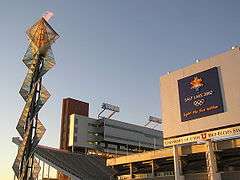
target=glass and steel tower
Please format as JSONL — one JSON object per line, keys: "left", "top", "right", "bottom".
{"left": 13, "top": 13, "right": 59, "bottom": 180}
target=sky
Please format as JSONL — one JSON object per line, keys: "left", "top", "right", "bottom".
{"left": 1, "top": 0, "right": 240, "bottom": 179}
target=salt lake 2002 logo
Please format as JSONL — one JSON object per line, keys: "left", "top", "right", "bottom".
{"left": 190, "top": 76, "right": 204, "bottom": 91}
{"left": 190, "top": 76, "right": 205, "bottom": 106}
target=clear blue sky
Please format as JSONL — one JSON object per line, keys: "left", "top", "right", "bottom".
{"left": 1, "top": 0, "right": 240, "bottom": 179}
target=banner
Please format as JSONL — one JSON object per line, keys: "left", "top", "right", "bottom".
{"left": 164, "top": 125, "right": 240, "bottom": 146}
{"left": 178, "top": 67, "right": 224, "bottom": 121}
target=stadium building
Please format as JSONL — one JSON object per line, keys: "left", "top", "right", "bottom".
{"left": 57, "top": 98, "right": 163, "bottom": 180}
{"left": 13, "top": 47, "right": 240, "bottom": 180}
{"left": 60, "top": 98, "right": 163, "bottom": 157}
{"left": 107, "top": 47, "right": 240, "bottom": 180}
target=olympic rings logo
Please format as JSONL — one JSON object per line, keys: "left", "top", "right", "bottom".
{"left": 193, "top": 99, "right": 205, "bottom": 106}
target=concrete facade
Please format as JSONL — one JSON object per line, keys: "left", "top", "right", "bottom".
{"left": 69, "top": 114, "right": 163, "bottom": 155}
{"left": 107, "top": 139, "right": 240, "bottom": 179}
{"left": 160, "top": 48, "right": 240, "bottom": 138}
{"left": 104, "top": 118, "right": 162, "bottom": 149}
{"left": 60, "top": 98, "right": 89, "bottom": 150}
{"left": 106, "top": 48, "right": 240, "bottom": 180}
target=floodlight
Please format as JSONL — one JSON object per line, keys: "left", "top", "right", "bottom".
{"left": 102, "top": 103, "right": 120, "bottom": 112}
{"left": 98, "top": 103, "right": 120, "bottom": 119}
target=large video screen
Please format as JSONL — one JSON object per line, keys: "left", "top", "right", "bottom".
{"left": 178, "top": 67, "right": 224, "bottom": 121}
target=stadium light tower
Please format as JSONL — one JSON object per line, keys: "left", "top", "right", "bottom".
{"left": 98, "top": 103, "right": 120, "bottom": 119}
{"left": 12, "top": 12, "right": 59, "bottom": 180}
{"left": 145, "top": 116, "right": 162, "bottom": 129}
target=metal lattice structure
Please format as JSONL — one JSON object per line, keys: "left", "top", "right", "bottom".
{"left": 13, "top": 14, "right": 59, "bottom": 180}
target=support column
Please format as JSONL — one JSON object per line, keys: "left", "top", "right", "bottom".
{"left": 173, "top": 145, "right": 185, "bottom": 180}
{"left": 205, "top": 140, "right": 221, "bottom": 180}
{"left": 47, "top": 165, "right": 50, "bottom": 178}
{"left": 37, "top": 159, "right": 40, "bottom": 180}
{"left": 151, "top": 160, "right": 155, "bottom": 178}
{"left": 42, "top": 161, "right": 45, "bottom": 179}
{"left": 129, "top": 163, "right": 133, "bottom": 179}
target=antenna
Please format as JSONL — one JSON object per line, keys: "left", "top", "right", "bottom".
{"left": 12, "top": 12, "right": 59, "bottom": 180}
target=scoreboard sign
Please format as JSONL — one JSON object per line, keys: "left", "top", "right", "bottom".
{"left": 178, "top": 67, "right": 224, "bottom": 121}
